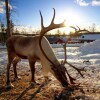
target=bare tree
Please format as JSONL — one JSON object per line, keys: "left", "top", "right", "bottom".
{"left": 91, "top": 23, "right": 96, "bottom": 32}
{"left": 10, "top": 20, "right": 14, "bottom": 33}
{"left": 5, "top": 0, "right": 11, "bottom": 37}
{"left": 1, "top": 23, "right": 5, "bottom": 32}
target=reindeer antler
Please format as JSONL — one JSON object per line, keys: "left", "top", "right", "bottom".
{"left": 70, "top": 25, "right": 89, "bottom": 34}
{"left": 61, "top": 41, "right": 77, "bottom": 84}
{"left": 39, "top": 8, "right": 69, "bottom": 86}
{"left": 66, "top": 62, "right": 86, "bottom": 78}
{"left": 61, "top": 25, "right": 88, "bottom": 84}
{"left": 64, "top": 67, "right": 76, "bottom": 84}
{"left": 39, "top": 8, "right": 65, "bottom": 39}
{"left": 62, "top": 26, "right": 87, "bottom": 79}
{"left": 61, "top": 45, "right": 85, "bottom": 84}
{"left": 39, "top": 8, "right": 66, "bottom": 66}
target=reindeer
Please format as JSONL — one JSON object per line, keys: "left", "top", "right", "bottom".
{"left": 6, "top": 8, "right": 85, "bottom": 89}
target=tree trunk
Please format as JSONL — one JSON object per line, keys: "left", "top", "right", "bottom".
{"left": 5, "top": 0, "right": 11, "bottom": 38}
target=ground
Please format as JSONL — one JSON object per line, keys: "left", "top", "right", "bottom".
{"left": 0, "top": 40, "right": 100, "bottom": 100}
{"left": 0, "top": 63, "right": 63, "bottom": 100}
{"left": 0, "top": 62, "right": 100, "bottom": 100}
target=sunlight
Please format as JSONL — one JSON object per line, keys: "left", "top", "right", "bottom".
{"left": 56, "top": 10, "right": 82, "bottom": 35}
{"left": 64, "top": 11, "right": 82, "bottom": 26}
{"left": 65, "top": 28, "right": 72, "bottom": 35}
{"left": 54, "top": 10, "right": 82, "bottom": 35}
{"left": 60, "top": 27, "right": 71, "bottom": 35}
{"left": 55, "top": 10, "right": 82, "bottom": 26}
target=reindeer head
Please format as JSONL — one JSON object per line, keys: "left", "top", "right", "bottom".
{"left": 51, "top": 64, "right": 70, "bottom": 87}
{"left": 39, "top": 8, "right": 69, "bottom": 87}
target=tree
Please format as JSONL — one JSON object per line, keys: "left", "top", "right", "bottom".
{"left": 91, "top": 23, "right": 96, "bottom": 32}
{"left": 5, "top": 0, "right": 11, "bottom": 37}
{"left": 1, "top": 23, "right": 5, "bottom": 32}
{"left": 89, "top": 23, "right": 96, "bottom": 32}
{"left": 10, "top": 20, "right": 14, "bottom": 34}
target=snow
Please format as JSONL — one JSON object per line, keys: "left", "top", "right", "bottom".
{"left": 0, "top": 39, "right": 100, "bottom": 99}
{"left": 78, "top": 39, "right": 100, "bottom": 65}
{"left": 79, "top": 39, "right": 100, "bottom": 55}
{"left": 51, "top": 43, "right": 83, "bottom": 48}
{"left": 0, "top": 43, "right": 6, "bottom": 49}
{"left": 0, "top": 40, "right": 100, "bottom": 79}
{"left": 0, "top": 39, "right": 100, "bottom": 67}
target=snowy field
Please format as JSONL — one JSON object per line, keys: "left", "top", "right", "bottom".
{"left": 0, "top": 39, "right": 100, "bottom": 99}
{"left": 0, "top": 39, "right": 100, "bottom": 80}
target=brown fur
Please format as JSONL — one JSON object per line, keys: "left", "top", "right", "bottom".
{"left": 6, "top": 35, "right": 68, "bottom": 89}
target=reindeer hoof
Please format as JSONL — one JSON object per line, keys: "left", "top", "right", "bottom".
{"left": 6, "top": 83, "right": 14, "bottom": 90}
{"left": 30, "top": 82, "right": 40, "bottom": 86}
{"left": 14, "top": 76, "right": 21, "bottom": 81}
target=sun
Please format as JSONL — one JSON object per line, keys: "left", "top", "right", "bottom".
{"left": 64, "top": 11, "right": 82, "bottom": 35}
{"left": 54, "top": 10, "right": 82, "bottom": 35}
{"left": 64, "top": 11, "right": 82, "bottom": 26}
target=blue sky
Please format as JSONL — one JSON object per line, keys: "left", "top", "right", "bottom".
{"left": 0, "top": 0, "right": 100, "bottom": 32}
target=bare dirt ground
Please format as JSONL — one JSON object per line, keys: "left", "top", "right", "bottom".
{"left": 0, "top": 63, "right": 100, "bottom": 100}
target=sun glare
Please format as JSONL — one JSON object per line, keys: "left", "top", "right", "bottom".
{"left": 64, "top": 11, "right": 82, "bottom": 35}
{"left": 54, "top": 10, "right": 82, "bottom": 35}
{"left": 60, "top": 27, "right": 71, "bottom": 35}
{"left": 64, "top": 11, "right": 81, "bottom": 26}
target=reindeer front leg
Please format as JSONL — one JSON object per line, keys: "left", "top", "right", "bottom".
{"left": 28, "top": 59, "right": 40, "bottom": 86}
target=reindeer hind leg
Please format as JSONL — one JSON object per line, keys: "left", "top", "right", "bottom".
{"left": 6, "top": 53, "right": 15, "bottom": 89}
{"left": 12, "top": 56, "right": 21, "bottom": 80}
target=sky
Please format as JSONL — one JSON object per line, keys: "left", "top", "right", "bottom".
{"left": 0, "top": 0, "right": 100, "bottom": 33}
